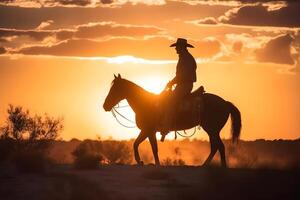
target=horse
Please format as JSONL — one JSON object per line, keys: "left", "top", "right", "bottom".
{"left": 103, "top": 74, "right": 241, "bottom": 168}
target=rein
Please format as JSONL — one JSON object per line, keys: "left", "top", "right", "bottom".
{"left": 111, "top": 103, "right": 136, "bottom": 128}
{"left": 111, "top": 102, "right": 200, "bottom": 138}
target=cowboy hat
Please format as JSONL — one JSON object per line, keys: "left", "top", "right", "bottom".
{"left": 170, "top": 38, "right": 194, "bottom": 48}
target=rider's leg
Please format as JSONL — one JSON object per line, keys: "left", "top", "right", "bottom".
{"left": 161, "top": 83, "right": 193, "bottom": 135}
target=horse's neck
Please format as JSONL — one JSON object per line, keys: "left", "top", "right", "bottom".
{"left": 124, "top": 81, "right": 156, "bottom": 115}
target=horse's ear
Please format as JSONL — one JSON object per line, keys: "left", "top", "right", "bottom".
{"left": 114, "top": 74, "right": 117, "bottom": 79}
{"left": 118, "top": 74, "right": 121, "bottom": 79}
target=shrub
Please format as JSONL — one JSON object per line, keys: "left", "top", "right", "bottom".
{"left": 72, "top": 140, "right": 103, "bottom": 169}
{"left": 0, "top": 105, "right": 63, "bottom": 172}
{"left": 162, "top": 157, "right": 186, "bottom": 166}
{"left": 102, "top": 140, "right": 132, "bottom": 164}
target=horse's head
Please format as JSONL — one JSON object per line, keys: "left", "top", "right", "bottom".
{"left": 103, "top": 74, "right": 126, "bottom": 111}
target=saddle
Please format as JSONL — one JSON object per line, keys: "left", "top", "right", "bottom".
{"left": 156, "top": 86, "right": 205, "bottom": 141}
{"left": 158, "top": 85, "right": 205, "bottom": 113}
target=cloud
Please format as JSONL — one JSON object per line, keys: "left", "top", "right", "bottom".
{"left": 256, "top": 34, "right": 295, "bottom": 65}
{"left": 0, "top": 0, "right": 166, "bottom": 7}
{"left": 195, "top": 37, "right": 221, "bottom": 58}
{"left": 15, "top": 36, "right": 222, "bottom": 59}
{"left": 290, "top": 60, "right": 300, "bottom": 74}
{"left": 0, "top": 46, "right": 6, "bottom": 54}
{"left": 57, "top": 0, "right": 92, "bottom": 7}
{"left": 36, "top": 20, "right": 54, "bottom": 30}
{"left": 0, "top": 28, "right": 54, "bottom": 41}
{"left": 0, "top": 0, "right": 291, "bottom": 8}
{"left": 0, "top": 1, "right": 229, "bottom": 30}
{"left": 0, "top": 22, "right": 166, "bottom": 50}
{"left": 192, "top": 17, "right": 218, "bottom": 25}
{"left": 225, "top": 33, "right": 271, "bottom": 49}
{"left": 16, "top": 37, "right": 173, "bottom": 59}
{"left": 219, "top": 3, "right": 300, "bottom": 28}
{"left": 73, "top": 22, "right": 165, "bottom": 39}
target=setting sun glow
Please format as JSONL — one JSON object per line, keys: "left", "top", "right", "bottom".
{"left": 137, "top": 76, "right": 168, "bottom": 94}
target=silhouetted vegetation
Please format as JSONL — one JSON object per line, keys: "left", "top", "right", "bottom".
{"left": 0, "top": 105, "right": 63, "bottom": 172}
{"left": 49, "top": 138, "right": 300, "bottom": 169}
{"left": 72, "top": 139, "right": 132, "bottom": 169}
{"left": 72, "top": 140, "right": 103, "bottom": 169}
{"left": 101, "top": 140, "right": 132, "bottom": 164}
{"left": 162, "top": 158, "right": 186, "bottom": 166}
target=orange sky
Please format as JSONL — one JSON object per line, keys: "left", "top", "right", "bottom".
{"left": 0, "top": 0, "right": 299, "bottom": 140}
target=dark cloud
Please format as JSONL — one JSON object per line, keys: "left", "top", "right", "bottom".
{"left": 100, "top": 0, "right": 113, "bottom": 4}
{"left": 256, "top": 34, "right": 295, "bottom": 65}
{"left": 0, "top": 22, "right": 165, "bottom": 50}
{"left": 0, "top": 29, "right": 54, "bottom": 41}
{"left": 16, "top": 37, "right": 173, "bottom": 59}
{"left": 15, "top": 37, "right": 222, "bottom": 59}
{"left": 0, "top": 46, "right": 6, "bottom": 54}
{"left": 0, "top": 38, "right": 8, "bottom": 43}
{"left": 58, "top": 0, "right": 92, "bottom": 7}
{"left": 0, "top": 0, "right": 108, "bottom": 7}
{"left": 219, "top": 3, "right": 300, "bottom": 28}
{"left": 0, "top": 0, "right": 162, "bottom": 7}
{"left": 74, "top": 22, "right": 164, "bottom": 38}
{"left": 0, "top": 0, "right": 292, "bottom": 8}
{"left": 0, "top": 1, "right": 228, "bottom": 30}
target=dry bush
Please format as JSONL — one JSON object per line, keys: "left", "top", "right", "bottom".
{"left": 102, "top": 140, "right": 132, "bottom": 164}
{"left": 72, "top": 140, "right": 103, "bottom": 169}
{"left": 72, "top": 140, "right": 132, "bottom": 169}
{"left": 162, "top": 157, "right": 186, "bottom": 166}
{"left": 0, "top": 105, "right": 63, "bottom": 172}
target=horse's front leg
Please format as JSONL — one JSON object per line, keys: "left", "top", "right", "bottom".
{"left": 148, "top": 132, "right": 160, "bottom": 166}
{"left": 133, "top": 130, "right": 148, "bottom": 165}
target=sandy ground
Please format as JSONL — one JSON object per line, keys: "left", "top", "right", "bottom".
{"left": 1, "top": 164, "right": 299, "bottom": 200}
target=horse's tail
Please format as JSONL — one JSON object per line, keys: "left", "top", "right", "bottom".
{"left": 227, "top": 101, "right": 241, "bottom": 143}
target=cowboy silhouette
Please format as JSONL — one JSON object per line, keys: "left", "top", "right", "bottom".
{"left": 161, "top": 38, "right": 197, "bottom": 135}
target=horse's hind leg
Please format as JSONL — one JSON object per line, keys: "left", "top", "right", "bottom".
{"left": 202, "top": 134, "right": 218, "bottom": 167}
{"left": 216, "top": 136, "right": 227, "bottom": 168}
{"left": 133, "top": 131, "right": 148, "bottom": 165}
{"left": 148, "top": 132, "right": 160, "bottom": 166}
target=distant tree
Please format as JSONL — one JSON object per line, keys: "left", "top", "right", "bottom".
{"left": 0, "top": 105, "right": 63, "bottom": 172}
{"left": 1, "top": 105, "right": 62, "bottom": 141}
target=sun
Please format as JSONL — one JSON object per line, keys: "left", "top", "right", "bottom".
{"left": 136, "top": 76, "right": 168, "bottom": 94}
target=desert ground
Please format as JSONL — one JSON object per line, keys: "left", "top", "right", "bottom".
{"left": 1, "top": 164, "right": 299, "bottom": 200}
